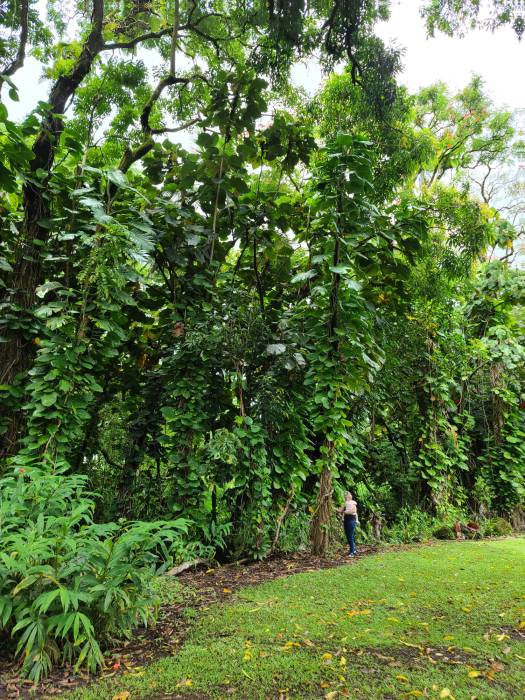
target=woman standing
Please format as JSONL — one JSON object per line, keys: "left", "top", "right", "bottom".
{"left": 339, "top": 491, "right": 358, "bottom": 557}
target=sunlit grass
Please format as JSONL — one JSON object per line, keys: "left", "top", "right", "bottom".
{"left": 69, "top": 538, "right": 525, "bottom": 700}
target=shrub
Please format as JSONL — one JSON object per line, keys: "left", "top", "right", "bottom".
{"left": 276, "top": 510, "right": 312, "bottom": 553}
{"left": 385, "top": 506, "right": 438, "bottom": 543}
{"left": 0, "top": 468, "right": 189, "bottom": 681}
{"left": 433, "top": 525, "right": 455, "bottom": 540}
{"left": 481, "top": 517, "right": 513, "bottom": 537}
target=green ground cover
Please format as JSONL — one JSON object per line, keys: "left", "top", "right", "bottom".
{"left": 70, "top": 539, "right": 525, "bottom": 700}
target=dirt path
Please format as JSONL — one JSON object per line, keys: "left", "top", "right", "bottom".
{"left": 0, "top": 546, "right": 383, "bottom": 699}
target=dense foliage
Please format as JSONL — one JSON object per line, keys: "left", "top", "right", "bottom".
{"left": 0, "top": 0, "right": 523, "bottom": 679}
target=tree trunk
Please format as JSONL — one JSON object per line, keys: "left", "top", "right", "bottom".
{"left": 490, "top": 362, "right": 505, "bottom": 443}
{"left": 311, "top": 464, "right": 333, "bottom": 555}
{"left": 0, "top": 0, "right": 105, "bottom": 458}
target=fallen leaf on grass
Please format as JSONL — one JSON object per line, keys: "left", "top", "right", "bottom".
{"left": 468, "top": 670, "right": 482, "bottom": 678}
{"left": 396, "top": 675, "right": 409, "bottom": 683}
{"left": 346, "top": 609, "right": 371, "bottom": 617}
{"left": 405, "top": 691, "right": 424, "bottom": 697}
{"left": 490, "top": 661, "right": 505, "bottom": 672}
{"left": 439, "top": 689, "right": 452, "bottom": 698}
{"left": 112, "top": 693, "right": 130, "bottom": 700}
{"left": 400, "top": 640, "right": 423, "bottom": 650}
{"left": 325, "top": 692, "right": 338, "bottom": 699}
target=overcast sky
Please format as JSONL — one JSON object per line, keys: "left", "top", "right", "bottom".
{"left": 291, "top": 0, "right": 525, "bottom": 110}
{"left": 6, "top": 0, "right": 525, "bottom": 121}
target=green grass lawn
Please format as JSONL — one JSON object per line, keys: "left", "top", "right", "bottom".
{"left": 70, "top": 539, "right": 525, "bottom": 700}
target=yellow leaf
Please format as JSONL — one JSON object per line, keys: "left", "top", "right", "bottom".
{"left": 396, "top": 675, "right": 409, "bottom": 683}
{"left": 223, "top": 587, "right": 232, "bottom": 593}
{"left": 517, "top": 620, "right": 525, "bottom": 630}
{"left": 320, "top": 681, "right": 331, "bottom": 688}
{"left": 400, "top": 641, "right": 423, "bottom": 650}
{"left": 468, "top": 670, "right": 482, "bottom": 678}
{"left": 325, "top": 692, "right": 338, "bottom": 700}
{"left": 347, "top": 609, "right": 371, "bottom": 617}
{"left": 339, "top": 656, "right": 347, "bottom": 666}
{"left": 112, "top": 694, "right": 130, "bottom": 700}
{"left": 440, "top": 689, "right": 451, "bottom": 698}
{"left": 442, "top": 635, "right": 454, "bottom": 641}
{"left": 462, "top": 607, "right": 471, "bottom": 613}
{"left": 243, "top": 651, "right": 253, "bottom": 661}
{"left": 321, "top": 653, "right": 333, "bottom": 660}
{"left": 406, "top": 691, "right": 424, "bottom": 697}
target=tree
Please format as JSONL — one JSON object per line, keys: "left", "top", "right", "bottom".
{"left": 423, "top": 0, "right": 525, "bottom": 39}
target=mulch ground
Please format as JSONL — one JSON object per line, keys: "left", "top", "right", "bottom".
{"left": 0, "top": 546, "right": 382, "bottom": 699}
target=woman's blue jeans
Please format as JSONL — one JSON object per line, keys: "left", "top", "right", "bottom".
{"left": 344, "top": 515, "right": 356, "bottom": 554}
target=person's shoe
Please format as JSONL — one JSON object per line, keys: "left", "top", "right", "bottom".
{"left": 347, "top": 552, "right": 355, "bottom": 557}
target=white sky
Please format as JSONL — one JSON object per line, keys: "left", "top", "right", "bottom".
{"left": 6, "top": 0, "right": 524, "bottom": 120}
{"left": 377, "top": 0, "right": 524, "bottom": 110}
{"left": 291, "top": 0, "right": 524, "bottom": 110}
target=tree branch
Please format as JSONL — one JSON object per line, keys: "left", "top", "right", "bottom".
{"left": 151, "top": 116, "right": 200, "bottom": 135}
{"left": 31, "top": 0, "right": 105, "bottom": 173}
{"left": 170, "top": 0, "right": 180, "bottom": 75}
{"left": 1, "top": 0, "right": 29, "bottom": 82}
{"left": 103, "top": 27, "right": 173, "bottom": 50}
